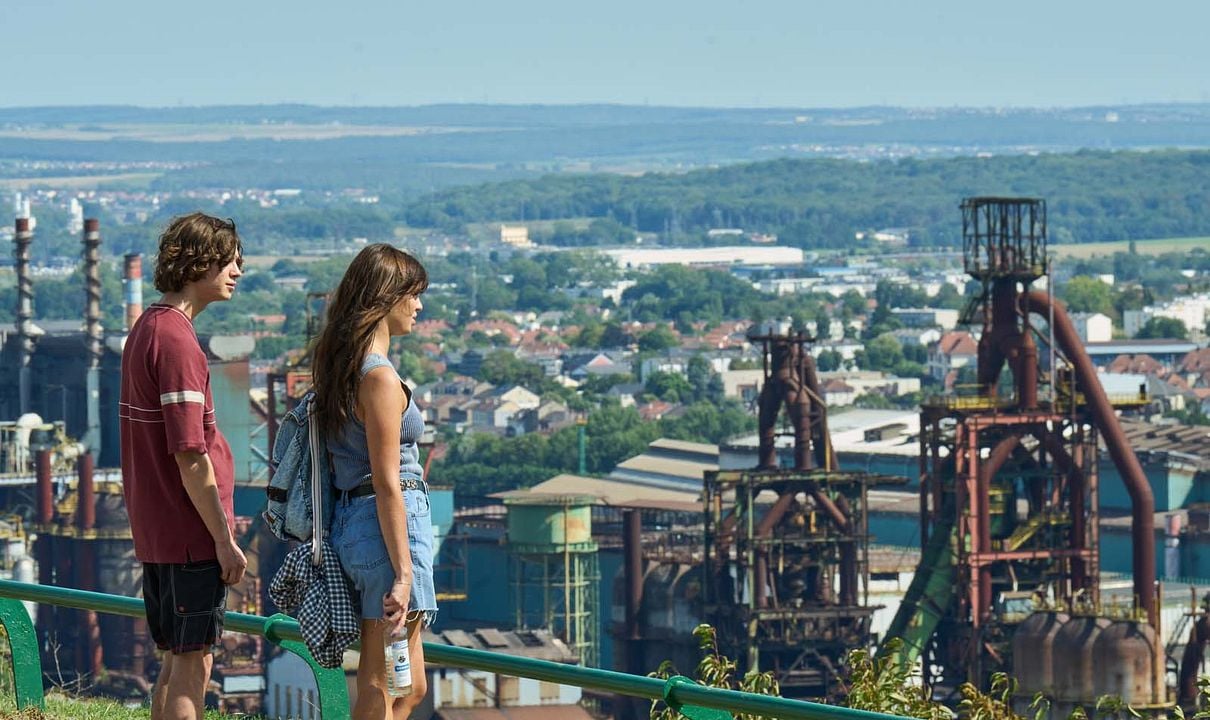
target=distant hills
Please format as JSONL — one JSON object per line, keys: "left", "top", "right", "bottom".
{"left": 4, "top": 105, "right": 1210, "bottom": 250}
{"left": 3, "top": 104, "right": 1210, "bottom": 196}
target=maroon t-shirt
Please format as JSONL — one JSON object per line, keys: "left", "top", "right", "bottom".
{"left": 119, "top": 304, "right": 236, "bottom": 563}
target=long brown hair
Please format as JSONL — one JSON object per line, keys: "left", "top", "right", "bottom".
{"left": 311, "top": 244, "right": 428, "bottom": 440}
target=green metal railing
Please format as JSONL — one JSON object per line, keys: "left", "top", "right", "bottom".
{"left": 0, "top": 579, "right": 907, "bottom": 720}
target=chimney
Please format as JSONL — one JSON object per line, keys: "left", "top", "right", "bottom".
{"left": 123, "top": 252, "right": 143, "bottom": 330}
{"left": 14, "top": 217, "right": 34, "bottom": 414}
{"left": 83, "top": 219, "right": 102, "bottom": 364}
{"left": 82, "top": 219, "right": 102, "bottom": 451}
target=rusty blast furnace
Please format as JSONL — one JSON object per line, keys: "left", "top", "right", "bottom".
{"left": 882, "top": 197, "right": 1167, "bottom": 715}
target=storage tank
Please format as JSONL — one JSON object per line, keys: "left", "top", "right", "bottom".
{"left": 505, "top": 496, "right": 594, "bottom": 547}
{"left": 1052, "top": 615, "right": 1110, "bottom": 703}
{"left": 1092, "top": 619, "right": 1158, "bottom": 706}
{"left": 1012, "top": 610, "right": 1069, "bottom": 695}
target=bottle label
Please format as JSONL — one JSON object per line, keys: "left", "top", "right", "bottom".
{"left": 389, "top": 639, "right": 412, "bottom": 687}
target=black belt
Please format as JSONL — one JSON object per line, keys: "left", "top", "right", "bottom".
{"left": 340, "top": 477, "right": 425, "bottom": 501}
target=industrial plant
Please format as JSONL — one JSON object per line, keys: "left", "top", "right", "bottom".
{"left": 1, "top": 198, "right": 1208, "bottom": 719}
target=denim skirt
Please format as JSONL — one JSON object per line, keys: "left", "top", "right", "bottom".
{"left": 329, "top": 484, "right": 438, "bottom": 627}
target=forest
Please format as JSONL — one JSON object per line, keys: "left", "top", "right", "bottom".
{"left": 402, "top": 150, "right": 1210, "bottom": 247}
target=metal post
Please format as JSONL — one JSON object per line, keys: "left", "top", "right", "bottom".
{"left": 262, "top": 614, "right": 350, "bottom": 718}
{"left": 577, "top": 420, "right": 587, "bottom": 475}
{"left": 0, "top": 597, "right": 44, "bottom": 709}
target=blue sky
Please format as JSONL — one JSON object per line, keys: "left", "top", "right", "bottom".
{"left": 3, "top": 0, "right": 1207, "bottom": 108}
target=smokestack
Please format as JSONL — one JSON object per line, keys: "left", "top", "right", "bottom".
{"left": 1165, "top": 513, "right": 1181, "bottom": 580}
{"left": 123, "top": 253, "right": 143, "bottom": 330}
{"left": 83, "top": 219, "right": 102, "bottom": 365}
{"left": 82, "top": 219, "right": 102, "bottom": 451}
{"left": 14, "top": 217, "right": 34, "bottom": 414}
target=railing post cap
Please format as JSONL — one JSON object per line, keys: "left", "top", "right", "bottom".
{"left": 263, "top": 612, "right": 293, "bottom": 644}
{"left": 662, "top": 675, "right": 695, "bottom": 709}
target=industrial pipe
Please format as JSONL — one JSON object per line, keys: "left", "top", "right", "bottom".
{"left": 622, "top": 509, "right": 643, "bottom": 675}
{"left": 1179, "top": 607, "right": 1210, "bottom": 705}
{"left": 77, "top": 452, "right": 95, "bottom": 531}
{"left": 75, "top": 452, "right": 101, "bottom": 676}
{"left": 756, "top": 342, "right": 795, "bottom": 469}
{"left": 1025, "top": 291, "right": 1156, "bottom": 626}
{"left": 34, "top": 449, "right": 54, "bottom": 651}
{"left": 977, "top": 433, "right": 1022, "bottom": 614}
{"left": 978, "top": 279, "right": 1039, "bottom": 409}
{"left": 123, "top": 252, "right": 143, "bottom": 330}
{"left": 36, "top": 449, "right": 53, "bottom": 525}
{"left": 14, "top": 218, "right": 34, "bottom": 414}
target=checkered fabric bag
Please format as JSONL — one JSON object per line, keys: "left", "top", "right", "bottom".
{"left": 269, "top": 540, "right": 359, "bottom": 669}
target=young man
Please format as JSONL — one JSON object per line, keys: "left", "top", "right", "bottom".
{"left": 120, "top": 213, "right": 247, "bottom": 720}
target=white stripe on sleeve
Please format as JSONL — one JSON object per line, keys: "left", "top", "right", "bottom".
{"left": 160, "top": 390, "right": 205, "bottom": 405}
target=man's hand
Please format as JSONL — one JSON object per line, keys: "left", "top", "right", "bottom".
{"left": 215, "top": 537, "right": 248, "bottom": 585}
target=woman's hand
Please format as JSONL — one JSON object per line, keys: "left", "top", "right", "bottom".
{"left": 383, "top": 576, "right": 412, "bottom": 637}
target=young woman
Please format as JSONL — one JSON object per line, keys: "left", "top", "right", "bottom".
{"left": 312, "top": 243, "right": 435, "bottom": 720}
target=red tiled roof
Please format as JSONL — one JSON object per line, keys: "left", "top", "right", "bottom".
{"left": 937, "top": 331, "right": 977, "bottom": 356}
{"left": 1106, "top": 353, "right": 1168, "bottom": 375}
{"left": 412, "top": 319, "right": 450, "bottom": 339}
{"left": 822, "top": 378, "right": 855, "bottom": 393}
{"left": 1179, "top": 348, "right": 1210, "bottom": 374}
{"left": 638, "top": 400, "right": 674, "bottom": 421}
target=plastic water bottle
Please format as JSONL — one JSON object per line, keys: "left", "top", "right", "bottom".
{"left": 384, "top": 628, "right": 413, "bottom": 697}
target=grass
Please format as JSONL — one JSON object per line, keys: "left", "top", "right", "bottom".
{"left": 0, "top": 693, "right": 244, "bottom": 719}
{"left": 1050, "top": 235, "right": 1210, "bottom": 258}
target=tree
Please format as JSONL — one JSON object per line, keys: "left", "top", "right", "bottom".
{"left": 239, "top": 272, "right": 277, "bottom": 293}
{"left": 1136, "top": 316, "right": 1188, "bottom": 339}
{"left": 854, "top": 393, "right": 895, "bottom": 409}
{"left": 660, "top": 400, "right": 756, "bottom": 444}
{"left": 855, "top": 334, "right": 904, "bottom": 373}
{"left": 638, "top": 325, "right": 679, "bottom": 352}
{"left": 686, "top": 355, "right": 723, "bottom": 405}
{"left": 648, "top": 625, "right": 779, "bottom": 720}
{"left": 478, "top": 350, "right": 548, "bottom": 389}
{"left": 840, "top": 290, "right": 867, "bottom": 319}
{"left": 816, "top": 349, "right": 844, "bottom": 372}
{"left": 1062, "top": 276, "right": 1115, "bottom": 316}
{"left": 645, "top": 371, "right": 693, "bottom": 403}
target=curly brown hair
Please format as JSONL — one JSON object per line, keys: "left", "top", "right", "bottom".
{"left": 153, "top": 213, "right": 243, "bottom": 293}
{"left": 311, "top": 244, "right": 428, "bottom": 441}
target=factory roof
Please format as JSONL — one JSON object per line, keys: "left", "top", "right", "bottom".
{"left": 602, "top": 437, "right": 720, "bottom": 492}
{"left": 1085, "top": 339, "right": 1198, "bottom": 356}
{"left": 721, "top": 408, "right": 921, "bottom": 459}
{"left": 424, "top": 627, "right": 579, "bottom": 664}
{"left": 501, "top": 474, "right": 700, "bottom": 511}
{"left": 1115, "top": 419, "right": 1210, "bottom": 470}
